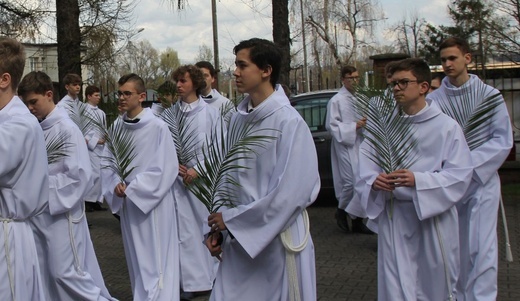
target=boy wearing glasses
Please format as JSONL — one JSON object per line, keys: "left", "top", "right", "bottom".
{"left": 325, "top": 65, "right": 372, "bottom": 234}
{"left": 102, "top": 73, "right": 180, "bottom": 300}
{"left": 0, "top": 37, "right": 48, "bottom": 301}
{"left": 427, "top": 37, "right": 513, "bottom": 301}
{"left": 18, "top": 71, "right": 114, "bottom": 300}
{"left": 358, "top": 58, "right": 473, "bottom": 300}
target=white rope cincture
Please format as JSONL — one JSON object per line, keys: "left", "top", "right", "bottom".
{"left": 1, "top": 219, "right": 16, "bottom": 301}
{"left": 67, "top": 203, "right": 86, "bottom": 275}
{"left": 434, "top": 216, "right": 454, "bottom": 301}
{"left": 280, "top": 209, "right": 310, "bottom": 301}
{"left": 153, "top": 209, "right": 163, "bottom": 289}
{"left": 499, "top": 194, "right": 513, "bottom": 262}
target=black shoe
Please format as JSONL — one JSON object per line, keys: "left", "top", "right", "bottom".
{"left": 335, "top": 208, "right": 349, "bottom": 232}
{"left": 85, "top": 202, "right": 95, "bottom": 212}
{"left": 180, "top": 291, "right": 195, "bottom": 301}
{"left": 352, "top": 218, "right": 374, "bottom": 235}
{"left": 93, "top": 203, "right": 108, "bottom": 211}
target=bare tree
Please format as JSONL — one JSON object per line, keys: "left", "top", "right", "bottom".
{"left": 307, "top": 0, "right": 384, "bottom": 69}
{"left": 0, "top": 1, "right": 44, "bottom": 39}
{"left": 391, "top": 11, "right": 427, "bottom": 57}
{"left": 487, "top": 0, "right": 520, "bottom": 60}
{"left": 118, "top": 39, "right": 161, "bottom": 88}
{"left": 195, "top": 44, "right": 214, "bottom": 63}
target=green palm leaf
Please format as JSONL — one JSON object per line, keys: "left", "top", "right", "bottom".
{"left": 160, "top": 104, "right": 199, "bottom": 166}
{"left": 355, "top": 87, "right": 419, "bottom": 174}
{"left": 64, "top": 101, "right": 107, "bottom": 141}
{"left": 355, "top": 87, "right": 419, "bottom": 219}
{"left": 187, "top": 115, "right": 278, "bottom": 213}
{"left": 45, "top": 131, "right": 71, "bottom": 165}
{"left": 220, "top": 101, "right": 236, "bottom": 126}
{"left": 102, "top": 119, "right": 138, "bottom": 183}
{"left": 437, "top": 81, "right": 503, "bottom": 150}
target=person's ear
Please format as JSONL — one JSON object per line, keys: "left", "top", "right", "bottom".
{"left": 45, "top": 90, "right": 53, "bottom": 100}
{"left": 138, "top": 91, "right": 146, "bottom": 103}
{"left": 419, "top": 81, "right": 430, "bottom": 95}
{"left": 0, "top": 73, "right": 11, "bottom": 89}
{"left": 464, "top": 52, "right": 472, "bottom": 65}
{"left": 261, "top": 65, "right": 273, "bottom": 79}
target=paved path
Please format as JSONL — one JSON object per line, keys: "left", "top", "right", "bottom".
{"left": 88, "top": 190, "right": 520, "bottom": 300}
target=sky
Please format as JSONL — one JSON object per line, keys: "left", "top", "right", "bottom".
{"left": 131, "top": 0, "right": 452, "bottom": 65}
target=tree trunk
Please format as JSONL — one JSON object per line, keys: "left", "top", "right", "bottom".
{"left": 272, "top": 0, "right": 290, "bottom": 87}
{"left": 56, "top": 0, "right": 82, "bottom": 99}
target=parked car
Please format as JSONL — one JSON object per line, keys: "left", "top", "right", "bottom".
{"left": 290, "top": 90, "right": 338, "bottom": 206}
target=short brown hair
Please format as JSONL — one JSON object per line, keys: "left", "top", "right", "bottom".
{"left": 62, "top": 73, "right": 82, "bottom": 86}
{"left": 85, "top": 85, "right": 100, "bottom": 97}
{"left": 172, "top": 65, "right": 206, "bottom": 96}
{"left": 17, "top": 71, "right": 54, "bottom": 100}
{"left": 439, "top": 37, "right": 471, "bottom": 55}
{"left": 118, "top": 73, "right": 146, "bottom": 93}
{"left": 0, "top": 37, "right": 26, "bottom": 90}
{"left": 391, "top": 58, "right": 432, "bottom": 87}
{"left": 340, "top": 65, "right": 357, "bottom": 78}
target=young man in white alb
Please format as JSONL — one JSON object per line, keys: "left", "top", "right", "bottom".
{"left": 84, "top": 85, "right": 108, "bottom": 212}
{"left": 195, "top": 60, "right": 235, "bottom": 120}
{"left": 170, "top": 64, "right": 222, "bottom": 301}
{"left": 428, "top": 37, "right": 513, "bottom": 301}
{"left": 325, "top": 65, "right": 372, "bottom": 234}
{"left": 205, "top": 38, "right": 320, "bottom": 301}
{"left": 0, "top": 36, "right": 49, "bottom": 301}
{"left": 102, "top": 73, "right": 180, "bottom": 301}
{"left": 359, "top": 58, "right": 473, "bottom": 300}
{"left": 19, "top": 71, "right": 114, "bottom": 301}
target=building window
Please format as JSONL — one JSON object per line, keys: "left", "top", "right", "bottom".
{"left": 30, "top": 57, "right": 43, "bottom": 71}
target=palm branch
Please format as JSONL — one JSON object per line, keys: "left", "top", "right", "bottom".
{"left": 220, "top": 101, "right": 236, "bottom": 126}
{"left": 355, "top": 87, "right": 419, "bottom": 218}
{"left": 64, "top": 101, "right": 105, "bottom": 138}
{"left": 187, "top": 114, "right": 278, "bottom": 213}
{"left": 437, "top": 81, "right": 503, "bottom": 150}
{"left": 102, "top": 119, "right": 138, "bottom": 183}
{"left": 160, "top": 103, "right": 199, "bottom": 166}
{"left": 45, "top": 131, "right": 71, "bottom": 164}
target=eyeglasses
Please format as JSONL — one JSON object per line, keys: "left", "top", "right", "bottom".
{"left": 117, "top": 90, "right": 140, "bottom": 97}
{"left": 388, "top": 79, "right": 418, "bottom": 90}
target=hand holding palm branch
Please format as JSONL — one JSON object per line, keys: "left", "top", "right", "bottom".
{"left": 102, "top": 119, "right": 138, "bottom": 185}
{"left": 187, "top": 115, "right": 277, "bottom": 214}
{"left": 355, "top": 87, "right": 419, "bottom": 218}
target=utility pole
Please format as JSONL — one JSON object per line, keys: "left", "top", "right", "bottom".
{"left": 211, "top": 0, "right": 220, "bottom": 90}
{"left": 300, "top": 0, "right": 309, "bottom": 92}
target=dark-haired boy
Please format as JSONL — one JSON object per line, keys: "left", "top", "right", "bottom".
{"left": 205, "top": 38, "right": 320, "bottom": 300}
{"left": 0, "top": 37, "right": 48, "bottom": 301}
{"left": 18, "top": 71, "right": 114, "bottom": 300}
{"left": 195, "top": 61, "right": 234, "bottom": 119}
{"left": 427, "top": 37, "right": 513, "bottom": 301}
{"left": 358, "top": 58, "right": 473, "bottom": 300}
{"left": 325, "top": 65, "right": 372, "bottom": 234}
{"left": 84, "top": 85, "right": 107, "bottom": 211}
{"left": 102, "top": 73, "right": 180, "bottom": 300}
{"left": 58, "top": 73, "right": 82, "bottom": 107}
{"left": 152, "top": 80, "right": 177, "bottom": 116}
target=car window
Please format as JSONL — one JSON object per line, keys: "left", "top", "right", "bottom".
{"left": 293, "top": 96, "right": 331, "bottom": 132}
